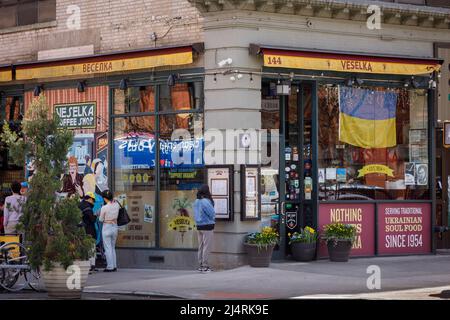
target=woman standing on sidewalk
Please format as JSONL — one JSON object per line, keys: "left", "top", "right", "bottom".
{"left": 99, "top": 190, "right": 120, "bottom": 272}
{"left": 4, "top": 181, "right": 26, "bottom": 235}
{"left": 193, "top": 184, "right": 216, "bottom": 273}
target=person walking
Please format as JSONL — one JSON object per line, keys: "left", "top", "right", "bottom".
{"left": 193, "top": 184, "right": 216, "bottom": 273}
{"left": 79, "top": 191, "right": 98, "bottom": 272}
{"left": 99, "top": 190, "right": 120, "bottom": 272}
{"left": 4, "top": 181, "right": 26, "bottom": 235}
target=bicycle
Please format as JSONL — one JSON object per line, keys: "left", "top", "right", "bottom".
{"left": 0, "top": 235, "right": 41, "bottom": 292}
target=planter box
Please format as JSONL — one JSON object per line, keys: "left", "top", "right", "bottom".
{"left": 41, "top": 260, "right": 90, "bottom": 299}
{"left": 244, "top": 243, "right": 274, "bottom": 267}
{"left": 291, "top": 242, "right": 316, "bottom": 262}
{"left": 327, "top": 240, "right": 352, "bottom": 262}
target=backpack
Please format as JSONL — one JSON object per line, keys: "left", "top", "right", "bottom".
{"left": 117, "top": 201, "right": 131, "bottom": 226}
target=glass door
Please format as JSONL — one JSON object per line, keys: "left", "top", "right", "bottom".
{"left": 260, "top": 81, "right": 316, "bottom": 259}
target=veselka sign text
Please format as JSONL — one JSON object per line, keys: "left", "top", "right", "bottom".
{"left": 54, "top": 102, "right": 97, "bottom": 129}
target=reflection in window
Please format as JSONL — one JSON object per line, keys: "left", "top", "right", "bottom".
{"left": 113, "top": 86, "right": 155, "bottom": 114}
{"left": 159, "top": 82, "right": 203, "bottom": 112}
{"left": 113, "top": 116, "right": 156, "bottom": 248}
{"left": 159, "top": 113, "right": 204, "bottom": 249}
{"left": 318, "top": 85, "right": 429, "bottom": 201}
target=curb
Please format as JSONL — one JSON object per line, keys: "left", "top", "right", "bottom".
{"left": 83, "top": 289, "right": 184, "bottom": 299}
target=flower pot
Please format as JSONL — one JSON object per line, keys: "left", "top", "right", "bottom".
{"left": 41, "top": 260, "right": 90, "bottom": 299}
{"left": 327, "top": 240, "right": 352, "bottom": 262}
{"left": 244, "top": 243, "right": 275, "bottom": 267}
{"left": 291, "top": 242, "right": 316, "bottom": 262}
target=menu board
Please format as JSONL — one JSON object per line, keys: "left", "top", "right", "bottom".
{"left": 207, "top": 166, "right": 233, "bottom": 220}
{"left": 241, "top": 166, "right": 261, "bottom": 220}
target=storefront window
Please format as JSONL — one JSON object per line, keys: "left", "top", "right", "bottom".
{"left": 112, "top": 80, "right": 204, "bottom": 249}
{"left": 113, "top": 116, "right": 156, "bottom": 248}
{"left": 113, "top": 86, "right": 155, "bottom": 114}
{"left": 159, "top": 113, "right": 204, "bottom": 249}
{"left": 261, "top": 82, "right": 280, "bottom": 130}
{"left": 159, "top": 82, "right": 203, "bottom": 112}
{"left": 318, "top": 85, "right": 429, "bottom": 201}
{"left": 0, "top": 96, "right": 24, "bottom": 192}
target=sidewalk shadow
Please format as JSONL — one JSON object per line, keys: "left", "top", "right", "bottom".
{"left": 429, "top": 290, "right": 450, "bottom": 299}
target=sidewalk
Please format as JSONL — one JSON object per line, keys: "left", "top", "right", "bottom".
{"left": 82, "top": 254, "right": 450, "bottom": 300}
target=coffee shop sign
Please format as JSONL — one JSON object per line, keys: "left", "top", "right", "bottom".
{"left": 54, "top": 102, "right": 97, "bottom": 129}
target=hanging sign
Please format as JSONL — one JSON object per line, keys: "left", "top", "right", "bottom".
{"left": 54, "top": 102, "right": 97, "bottom": 129}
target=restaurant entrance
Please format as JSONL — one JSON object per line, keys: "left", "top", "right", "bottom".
{"left": 261, "top": 81, "right": 316, "bottom": 259}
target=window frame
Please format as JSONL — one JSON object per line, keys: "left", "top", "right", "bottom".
{"left": 110, "top": 79, "right": 205, "bottom": 250}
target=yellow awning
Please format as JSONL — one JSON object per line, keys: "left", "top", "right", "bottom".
{"left": 15, "top": 44, "right": 202, "bottom": 81}
{"left": 251, "top": 45, "right": 442, "bottom": 76}
{"left": 0, "top": 67, "right": 12, "bottom": 82}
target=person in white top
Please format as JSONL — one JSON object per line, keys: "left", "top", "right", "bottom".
{"left": 4, "top": 181, "right": 26, "bottom": 235}
{"left": 99, "top": 190, "right": 120, "bottom": 272}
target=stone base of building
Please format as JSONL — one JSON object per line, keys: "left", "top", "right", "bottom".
{"left": 116, "top": 249, "right": 248, "bottom": 270}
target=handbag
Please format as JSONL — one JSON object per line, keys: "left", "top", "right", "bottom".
{"left": 117, "top": 202, "right": 131, "bottom": 226}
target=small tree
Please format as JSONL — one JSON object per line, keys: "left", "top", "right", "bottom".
{"left": 0, "top": 94, "right": 95, "bottom": 271}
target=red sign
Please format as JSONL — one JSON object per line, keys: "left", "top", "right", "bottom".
{"left": 318, "top": 203, "right": 375, "bottom": 257}
{"left": 377, "top": 203, "right": 431, "bottom": 255}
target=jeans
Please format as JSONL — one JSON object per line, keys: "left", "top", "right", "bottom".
{"left": 102, "top": 223, "right": 118, "bottom": 270}
{"left": 197, "top": 230, "right": 214, "bottom": 268}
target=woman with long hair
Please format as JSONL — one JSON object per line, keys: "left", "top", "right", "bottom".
{"left": 193, "top": 184, "right": 216, "bottom": 273}
{"left": 99, "top": 190, "right": 120, "bottom": 272}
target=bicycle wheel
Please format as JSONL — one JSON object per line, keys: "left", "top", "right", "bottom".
{"left": 24, "top": 266, "right": 41, "bottom": 292}
{"left": 0, "top": 242, "right": 29, "bottom": 292}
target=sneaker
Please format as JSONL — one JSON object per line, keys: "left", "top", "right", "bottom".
{"left": 202, "top": 267, "right": 213, "bottom": 273}
{"left": 103, "top": 268, "right": 114, "bottom": 272}
{"left": 89, "top": 266, "right": 98, "bottom": 272}
{"left": 197, "top": 266, "right": 204, "bottom": 272}
{"left": 112, "top": 268, "right": 117, "bottom": 272}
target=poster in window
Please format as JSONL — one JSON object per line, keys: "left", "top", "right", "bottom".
{"left": 409, "top": 129, "right": 427, "bottom": 144}
{"left": 404, "top": 163, "right": 415, "bottom": 186}
{"left": 318, "top": 168, "right": 325, "bottom": 183}
{"left": 326, "top": 168, "right": 336, "bottom": 180}
{"left": 415, "top": 163, "right": 428, "bottom": 186}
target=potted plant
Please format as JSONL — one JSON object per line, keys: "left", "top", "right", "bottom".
{"left": 289, "top": 226, "right": 318, "bottom": 262}
{"left": 244, "top": 226, "right": 278, "bottom": 267}
{"left": 321, "top": 223, "right": 357, "bottom": 262}
{"left": 1, "top": 94, "right": 95, "bottom": 299}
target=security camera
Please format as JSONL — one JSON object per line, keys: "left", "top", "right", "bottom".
{"left": 218, "top": 58, "right": 233, "bottom": 67}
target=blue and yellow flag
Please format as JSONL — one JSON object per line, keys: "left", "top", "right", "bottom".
{"left": 339, "top": 87, "right": 398, "bottom": 149}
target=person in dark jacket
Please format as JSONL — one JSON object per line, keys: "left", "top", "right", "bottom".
{"left": 79, "top": 192, "right": 97, "bottom": 271}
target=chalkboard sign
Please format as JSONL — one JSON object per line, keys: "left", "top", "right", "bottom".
{"left": 54, "top": 102, "right": 97, "bottom": 129}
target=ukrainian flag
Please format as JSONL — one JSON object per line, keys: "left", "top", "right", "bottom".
{"left": 339, "top": 86, "right": 398, "bottom": 149}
